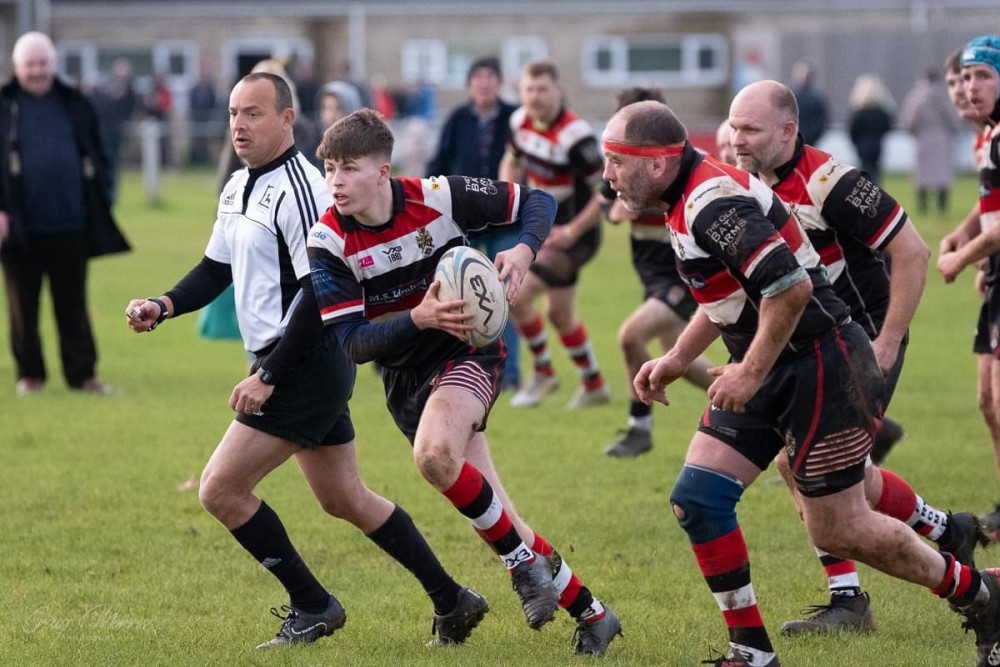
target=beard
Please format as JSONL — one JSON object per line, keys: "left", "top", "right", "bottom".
{"left": 616, "top": 168, "right": 659, "bottom": 211}
{"left": 736, "top": 141, "right": 783, "bottom": 174}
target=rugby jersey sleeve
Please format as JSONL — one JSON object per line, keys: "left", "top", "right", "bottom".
{"left": 445, "top": 176, "right": 553, "bottom": 255}
{"left": 814, "top": 166, "right": 907, "bottom": 252}
{"left": 567, "top": 135, "right": 605, "bottom": 179}
{"left": 690, "top": 196, "right": 806, "bottom": 297}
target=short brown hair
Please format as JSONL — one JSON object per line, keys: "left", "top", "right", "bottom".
{"left": 619, "top": 100, "right": 688, "bottom": 145}
{"left": 944, "top": 48, "right": 963, "bottom": 75}
{"left": 523, "top": 59, "right": 559, "bottom": 81}
{"left": 316, "top": 108, "right": 394, "bottom": 162}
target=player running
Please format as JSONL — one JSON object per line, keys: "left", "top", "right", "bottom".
{"left": 306, "top": 109, "right": 622, "bottom": 657}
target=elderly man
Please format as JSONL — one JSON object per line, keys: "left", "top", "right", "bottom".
{"left": 728, "top": 79, "right": 984, "bottom": 637}
{"left": 604, "top": 99, "right": 1000, "bottom": 667}
{"left": 0, "top": 32, "right": 128, "bottom": 395}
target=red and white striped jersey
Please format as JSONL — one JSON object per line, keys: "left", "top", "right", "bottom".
{"left": 307, "top": 175, "right": 523, "bottom": 368}
{"left": 977, "top": 120, "right": 1000, "bottom": 282}
{"left": 508, "top": 106, "right": 602, "bottom": 224}
{"left": 770, "top": 140, "right": 908, "bottom": 339}
{"left": 662, "top": 145, "right": 849, "bottom": 361}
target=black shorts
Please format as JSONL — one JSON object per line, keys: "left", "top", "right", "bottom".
{"left": 631, "top": 238, "right": 697, "bottom": 320}
{"left": 237, "top": 329, "right": 356, "bottom": 448}
{"left": 382, "top": 342, "right": 505, "bottom": 444}
{"left": 698, "top": 323, "right": 884, "bottom": 498}
{"left": 973, "top": 284, "right": 1000, "bottom": 356}
{"left": 529, "top": 224, "right": 601, "bottom": 288}
{"left": 882, "top": 335, "right": 907, "bottom": 408}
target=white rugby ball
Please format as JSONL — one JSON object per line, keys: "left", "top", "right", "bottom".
{"left": 434, "top": 246, "right": 509, "bottom": 347}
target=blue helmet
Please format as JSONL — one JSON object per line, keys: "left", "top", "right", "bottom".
{"left": 962, "top": 35, "right": 1000, "bottom": 100}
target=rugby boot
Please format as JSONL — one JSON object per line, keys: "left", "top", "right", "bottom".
{"left": 779, "top": 591, "right": 875, "bottom": 635}
{"left": 700, "top": 647, "right": 781, "bottom": 666}
{"left": 982, "top": 505, "right": 1000, "bottom": 543}
{"left": 566, "top": 382, "right": 611, "bottom": 410}
{"left": 870, "top": 417, "right": 904, "bottom": 465}
{"left": 572, "top": 606, "right": 623, "bottom": 656}
{"left": 255, "top": 594, "right": 346, "bottom": 649}
{"left": 426, "top": 587, "right": 489, "bottom": 647}
{"left": 511, "top": 556, "right": 558, "bottom": 630}
{"left": 510, "top": 372, "right": 560, "bottom": 408}
{"left": 939, "top": 512, "right": 989, "bottom": 568}
{"left": 605, "top": 427, "right": 653, "bottom": 458}
{"left": 957, "top": 569, "right": 1000, "bottom": 667}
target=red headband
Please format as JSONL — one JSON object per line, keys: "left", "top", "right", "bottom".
{"left": 602, "top": 139, "right": 684, "bottom": 158}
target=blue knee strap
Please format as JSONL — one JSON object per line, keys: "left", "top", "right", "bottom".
{"left": 669, "top": 465, "right": 745, "bottom": 544}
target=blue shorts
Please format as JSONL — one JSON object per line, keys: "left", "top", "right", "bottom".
{"left": 698, "top": 323, "right": 884, "bottom": 497}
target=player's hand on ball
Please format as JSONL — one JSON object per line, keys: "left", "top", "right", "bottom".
{"left": 495, "top": 243, "right": 534, "bottom": 306}
{"left": 411, "top": 281, "right": 473, "bottom": 340}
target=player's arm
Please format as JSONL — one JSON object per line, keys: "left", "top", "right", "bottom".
{"left": 549, "top": 137, "right": 606, "bottom": 248}
{"left": 939, "top": 217, "right": 1000, "bottom": 283}
{"left": 498, "top": 146, "right": 524, "bottom": 184}
{"left": 872, "top": 223, "right": 929, "bottom": 373}
{"left": 635, "top": 309, "right": 720, "bottom": 405}
{"left": 125, "top": 256, "right": 232, "bottom": 332}
{"left": 446, "top": 176, "right": 555, "bottom": 303}
{"left": 941, "top": 202, "right": 982, "bottom": 254}
{"left": 698, "top": 198, "right": 812, "bottom": 413}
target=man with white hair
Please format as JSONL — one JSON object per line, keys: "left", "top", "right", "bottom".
{"left": 0, "top": 31, "right": 128, "bottom": 396}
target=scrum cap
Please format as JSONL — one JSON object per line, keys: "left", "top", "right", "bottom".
{"left": 962, "top": 35, "right": 1000, "bottom": 99}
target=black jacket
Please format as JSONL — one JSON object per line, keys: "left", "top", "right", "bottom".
{"left": 0, "top": 77, "right": 130, "bottom": 258}
{"left": 426, "top": 99, "right": 517, "bottom": 179}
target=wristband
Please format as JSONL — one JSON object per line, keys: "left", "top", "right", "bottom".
{"left": 146, "top": 297, "right": 169, "bottom": 330}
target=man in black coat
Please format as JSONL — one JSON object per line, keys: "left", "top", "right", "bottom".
{"left": 0, "top": 31, "right": 130, "bottom": 395}
{"left": 426, "top": 56, "right": 522, "bottom": 389}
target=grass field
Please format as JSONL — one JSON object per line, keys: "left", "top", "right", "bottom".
{"left": 0, "top": 168, "right": 995, "bottom": 666}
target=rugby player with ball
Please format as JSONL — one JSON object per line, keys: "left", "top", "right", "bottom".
{"left": 306, "top": 109, "right": 622, "bottom": 657}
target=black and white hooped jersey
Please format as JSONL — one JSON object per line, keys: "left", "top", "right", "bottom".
{"left": 978, "top": 117, "right": 1000, "bottom": 283}
{"left": 508, "top": 106, "right": 603, "bottom": 224}
{"left": 662, "top": 144, "right": 849, "bottom": 362}
{"left": 772, "top": 140, "right": 907, "bottom": 339}
{"left": 206, "top": 147, "right": 330, "bottom": 353}
{"left": 307, "top": 176, "right": 525, "bottom": 369}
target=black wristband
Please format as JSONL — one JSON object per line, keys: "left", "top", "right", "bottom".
{"left": 146, "top": 297, "right": 169, "bottom": 330}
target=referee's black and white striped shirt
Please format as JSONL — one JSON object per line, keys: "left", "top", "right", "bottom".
{"left": 206, "top": 146, "right": 330, "bottom": 354}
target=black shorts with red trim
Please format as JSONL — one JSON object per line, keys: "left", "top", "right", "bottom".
{"left": 973, "top": 284, "right": 1000, "bottom": 356}
{"left": 631, "top": 238, "right": 698, "bottom": 319}
{"left": 237, "top": 329, "right": 356, "bottom": 448}
{"left": 529, "top": 224, "right": 601, "bottom": 288}
{"left": 697, "top": 322, "right": 884, "bottom": 498}
{"left": 382, "top": 340, "right": 505, "bottom": 444}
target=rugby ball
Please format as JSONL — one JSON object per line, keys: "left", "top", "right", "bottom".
{"left": 434, "top": 246, "right": 509, "bottom": 347}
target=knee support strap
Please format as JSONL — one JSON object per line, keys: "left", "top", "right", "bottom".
{"left": 669, "top": 464, "right": 745, "bottom": 544}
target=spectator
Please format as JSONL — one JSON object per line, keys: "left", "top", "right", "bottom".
{"left": 145, "top": 72, "right": 173, "bottom": 168}
{"left": 188, "top": 67, "right": 219, "bottom": 166}
{"left": 90, "top": 57, "right": 135, "bottom": 200}
{"left": 0, "top": 31, "right": 130, "bottom": 395}
{"left": 790, "top": 60, "right": 829, "bottom": 146}
{"left": 292, "top": 59, "right": 320, "bottom": 122}
{"left": 848, "top": 73, "right": 896, "bottom": 184}
{"left": 316, "top": 80, "right": 362, "bottom": 131}
{"left": 426, "top": 55, "right": 521, "bottom": 389}
{"left": 898, "top": 69, "right": 965, "bottom": 215}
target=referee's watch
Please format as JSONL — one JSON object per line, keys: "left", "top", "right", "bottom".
{"left": 256, "top": 367, "right": 275, "bottom": 385}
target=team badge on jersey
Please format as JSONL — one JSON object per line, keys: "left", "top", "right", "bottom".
{"left": 416, "top": 227, "right": 435, "bottom": 256}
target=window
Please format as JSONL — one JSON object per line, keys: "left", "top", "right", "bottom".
{"left": 582, "top": 34, "right": 728, "bottom": 87}
{"left": 502, "top": 37, "right": 547, "bottom": 79}
{"left": 401, "top": 40, "right": 449, "bottom": 86}
{"left": 58, "top": 41, "right": 97, "bottom": 85}
{"left": 220, "top": 37, "right": 315, "bottom": 84}
{"left": 153, "top": 41, "right": 198, "bottom": 89}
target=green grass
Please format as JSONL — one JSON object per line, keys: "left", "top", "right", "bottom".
{"left": 0, "top": 169, "right": 994, "bottom": 666}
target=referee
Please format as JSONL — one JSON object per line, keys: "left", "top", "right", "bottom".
{"left": 125, "top": 73, "right": 485, "bottom": 649}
